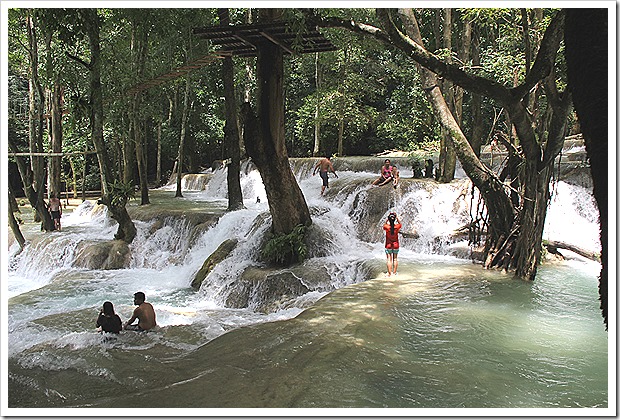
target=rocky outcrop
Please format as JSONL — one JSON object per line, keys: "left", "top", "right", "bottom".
{"left": 224, "top": 265, "right": 332, "bottom": 313}
{"left": 73, "top": 240, "right": 131, "bottom": 270}
{"left": 191, "top": 239, "right": 239, "bottom": 290}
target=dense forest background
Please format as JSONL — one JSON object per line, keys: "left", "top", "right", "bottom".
{"left": 7, "top": 8, "right": 568, "bottom": 194}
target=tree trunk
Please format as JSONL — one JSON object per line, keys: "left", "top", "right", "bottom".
{"left": 8, "top": 181, "right": 26, "bottom": 250}
{"left": 156, "top": 120, "right": 162, "bottom": 186}
{"left": 313, "top": 52, "right": 321, "bottom": 157}
{"left": 565, "top": 8, "right": 608, "bottom": 328}
{"left": 437, "top": 8, "right": 456, "bottom": 183}
{"left": 26, "top": 12, "right": 46, "bottom": 221}
{"left": 379, "top": 9, "right": 568, "bottom": 281}
{"left": 8, "top": 136, "right": 55, "bottom": 231}
{"left": 218, "top": 8, "right": 244, "bottom": 212}
{"left": 470, "top": 24, "right": 484, "bottom": 156}
{"left": 82, "top": 9, "right": 136, "bottom": 243}
{"left": 132, "top": 17, "right": 150, "bottom": 205}
{"left": 123, "top": 118, "right": 135, "bottom": 184}
{"left": 241, "top": 13, "right": 311, "bottom": 235}
{"left": 49, "top": 81, "right": 63, "bottom": 197}
{"left": 175, "top": 72, "right": 191, "bottom": 198}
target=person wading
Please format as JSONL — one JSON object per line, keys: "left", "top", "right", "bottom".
{"left": 124, "top": 292, "right": 157, "bottom": 331}
{"left": 383, "top": 212, "right": 402, "bottom": 277}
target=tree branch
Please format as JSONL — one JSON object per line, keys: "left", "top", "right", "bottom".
{"left": 510, "top": 10, "right": 566, "bottom": 100}
{"left": 65, "top": 51, "right": 91, "bottom": 70}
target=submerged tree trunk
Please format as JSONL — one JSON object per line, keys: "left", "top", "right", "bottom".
{"left": 241, "top": 14, "right": 311, "bottom": 234}
{"left": 218, "top": 8, "right": 244, "bottom": 211}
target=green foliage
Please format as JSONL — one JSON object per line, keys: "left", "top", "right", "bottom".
{"left": 261, "top": 225, "right": 308, "bottom": 266}
{"left": 107, "top": 180, "right": 135, "bottom": 207}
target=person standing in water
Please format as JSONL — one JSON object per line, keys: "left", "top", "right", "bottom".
{"left": 124, "top": 292, "right": 157, "bottom": 331}
{"left": 383, "top": 212, "right": 402, "bottom": 277}
{"left": 313, "top": 156, "right": 338, "bottom": 195}
{"left": 96, "top": 301, "right": 123, "bottom": 334}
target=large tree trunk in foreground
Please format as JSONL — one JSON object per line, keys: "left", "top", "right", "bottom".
{"left": 241, "top": 40, "right": 311, "bottom": 235}
{"left": 565, "top": 8, "right": 608, "bottom": 329}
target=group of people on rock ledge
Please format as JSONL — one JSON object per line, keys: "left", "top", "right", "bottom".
{"left": 313, "top": 156, "right": 408, "bottom": 277}
{"left": 96, "top": 291, "right": 157, "bottom": 335}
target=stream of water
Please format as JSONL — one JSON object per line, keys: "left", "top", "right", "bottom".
{"left": 3, "top": 158, "right": 610, "bottom": 414}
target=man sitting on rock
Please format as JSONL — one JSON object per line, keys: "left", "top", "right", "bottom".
{"left": 124, "top": 291, "right": 157, "bottom": 332}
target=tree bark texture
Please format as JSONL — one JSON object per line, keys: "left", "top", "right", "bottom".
{"left": 8, "top": 184, "right": 27, "bottom": 250}
{"left": 8, "top": 135, "right": 54, "bottom": 231}
{"left": 313, "top": 52, "right": 321, "bottom": 157}
{"left": 26, "top": 12, "right": 46, "bottom": 218}
{"left": 565, "top": 8, "right": 608, "bottom": 328}
{"left": 132, "top": 16, "right": 150, "bottom": 205}
{"left": 241, "top": 41, "right": 311, "bottom": 235}
{"left": 175, "top": 72, "right": 191, "bottom": 198}
{"left": 49, "top": 81, "right": 63, "bottom": 197}
{"left": 218, "top": 8, "right": 244, "bottom": 212}
{"left": 82, "top": 9, "right": 136, "bottom": 243}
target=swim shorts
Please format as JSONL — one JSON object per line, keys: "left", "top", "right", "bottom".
{"left": 320, "top": 171, "right": 329, "bottom": 187}
{"left": 385, "top": 248, "right": 399, "bottom": 255}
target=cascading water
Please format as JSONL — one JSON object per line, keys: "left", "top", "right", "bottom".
{"left": 5, "top": 157, "right": 607, "bottom": 411}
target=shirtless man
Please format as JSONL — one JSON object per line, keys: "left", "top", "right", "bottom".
{"left": 48, "top": 192, "right": 62, "bottom": 231}
{"left": 313, "top": 156, "right": 338, "bottom": 195}
{"left": 124, "top": 292, "right": 157, "bottom": 331}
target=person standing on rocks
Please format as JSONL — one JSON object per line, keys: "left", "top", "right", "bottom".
{"left": 313, "top": 156, "right": 338, "bottom": 195}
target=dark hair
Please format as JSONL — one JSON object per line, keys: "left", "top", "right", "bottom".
{"left": 388, "top": 213, "right": 397, "bottom": 234}
{"left": 102, "top": 301, "right": 115, "bottom": 316}
{"left": 134, "top": 292, "right": 146, "bottom": 302}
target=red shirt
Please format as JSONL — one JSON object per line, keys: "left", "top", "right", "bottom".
{"left": 384, "top": 222, "right": 402, "bottom": 249}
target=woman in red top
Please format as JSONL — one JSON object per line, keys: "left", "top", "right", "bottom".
{"left": 383, "top": 212, "right": 402, "bottom": 276}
